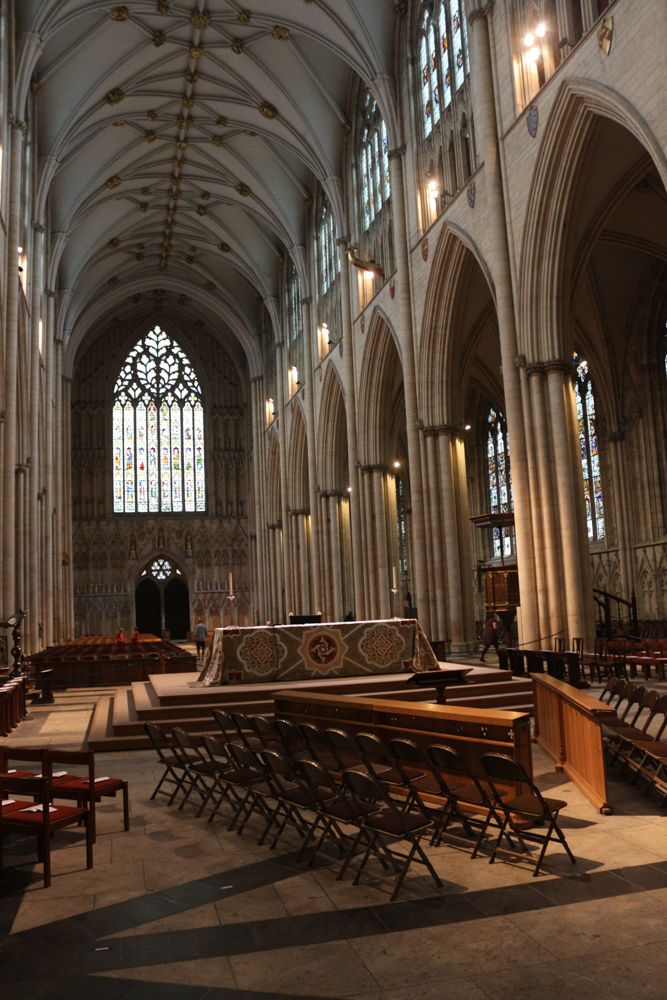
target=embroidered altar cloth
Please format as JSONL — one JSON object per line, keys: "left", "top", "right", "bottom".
{"left": 198, "top": 619, "right": 437, "bottom": 687}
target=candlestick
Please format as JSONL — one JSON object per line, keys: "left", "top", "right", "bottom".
{"left": 392, "top": 565, "right": 397, "bottom": 591}
{"left": 228, "top": 571, "right": 233, "bottom": 596}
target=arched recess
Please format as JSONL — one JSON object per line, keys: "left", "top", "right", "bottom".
{"left": 316, "top": 365, "right": 352, "bottom": 621}
{"left": 287, "top": 403, "right": 312, "bottom": 615}
{"left": 418, "top": 226, "right": 499, "bottom": 649}
{"left": 134, "top": 553, "right": 191, "bottom": 640}
{"left": 518, "top": 79, "right": 667, "bottom": 642}
{"left": 357, "top": 312, "right": 410, "bottom": 622}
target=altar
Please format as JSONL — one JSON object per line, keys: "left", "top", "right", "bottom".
{"left": 198, "top": 619, "right": 438, "bottom": 687}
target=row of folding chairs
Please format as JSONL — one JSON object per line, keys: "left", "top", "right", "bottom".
{"left": 145, "top": 713, "right": 576, "bottom": 899}
{"left": 598, "top": 678, "right": 667, "bottom": 800}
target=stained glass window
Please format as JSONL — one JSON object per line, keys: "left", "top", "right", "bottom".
{"left": 487, "top": 407, "right": 514, "bottom": 558}
{"left": 319, "top": 199, "right": 339, "bottom": 294}
{"left": 360, "top": 92, "right": 391, "bottom": 234}
{"left": 573, "top": 353, "right": 605, "bottom": 541}
{"left": 113, "top": 326, "right": 205, "bottom": 514}
{"left": 420, "top": 2, "right": 469, "bottom": 137}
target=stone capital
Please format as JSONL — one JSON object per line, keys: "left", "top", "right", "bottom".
{"left": 31, "top": 221, "right": 46, "bottom": 233}
{"left": 45, "top": 288, "right": 57, "bottom": 298}
{"left": 8, "top": 114, "right": 27, "bottom": 133}
{"left": 387, "top": 145, "right": 406, "bottom": 160}
{"left": 467, "top": 1, "right": 495, "bottom": 24}
{"left": 301, "top": 296, "right": 312, "bottom": 306}
{"left": 336, "top": 235, "right": 351, "bottom": 247}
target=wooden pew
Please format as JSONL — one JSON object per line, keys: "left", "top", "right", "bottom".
{"left": 531, "top": 672, "right": 616, "bottom": 814}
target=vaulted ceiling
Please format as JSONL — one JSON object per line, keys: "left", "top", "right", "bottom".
{"left": 17, "top": 0, "right": 397, "bottom": 374}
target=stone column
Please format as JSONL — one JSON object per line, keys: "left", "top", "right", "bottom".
{"left": 360, "top": 467, "right": 377, "bottom": 618}
{"left": 527, "top": 365, "right": 563, "bottom": 636}
{"left": 372, "top": 468, "right": 391, "bottom": 620}
{"left": 468, "top": 6, "right": 539, "bottom": 645}
{"left": 63, "top": 377, "right": 75, "bottom": 638}
{"left": 298, "top": 513, "right": 311, "bottom": 614}
{"left": 274, "top": 342, "right": 291, "bottom": 622}
{"left": 355, "top": 468, "right": 369, "bottom": 619}
{"left": 320, "top": 496, "right": 332, "bottom": 620}
{"left": 301, "top": 298, "right": 322, "bottom": 612}
{"left": 43, "top": 287, "right": 56, "bottom": 646}
{"left": 424, "top": 429, "right": 447, "bottom": 639}
{"left": 517, "top": 358, "right": 548, "bottom": 635}
{"left": 609, "top": 432, "right": 632, "bottom": 599}
{"left": 28, "top": 225, "right": 45, "bottom": 651}
{"left": 418, "top": 427, "right": 438, "bottom": 633}
{"left": 15, "top": 466, "right": 26, "bottom": 611}
{"left": 3, "top": 117, "right": 27, "bottom": 617}
{"left": 290, "top": 511, "right": 300, "bottom": 613}
{"left": 547, "top": 364, "right": 587, "bottom": 643}
{"left": 336, "top": 238, "right": 365, "bottom": 618}
{"left": 250, "top": 380, "right": 266, "bottom": 621}
{"left": 329, "top": 496, "right": 344, "bottom": 622}
{"left": 54, "top": 339, "right": 64, "bottom": 644}
{"left": 387, "top": 148, "right": 430, "bottom": 636}
{"left": 438, "top": 430, "right": 465, "bottom": 648}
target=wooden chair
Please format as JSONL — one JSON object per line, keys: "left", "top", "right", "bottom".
{"left": 48, "top": 749, "right": 129, "bottom": 842}
{"left": 481, "top": 753, "right": 576, "bottom": 876}
{"left": 0, "top": 771, "right": 93, "bottom": 888}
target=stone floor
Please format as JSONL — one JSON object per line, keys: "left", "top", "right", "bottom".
{"left": 2, "top": 679, "right": 667, "bottom": 999}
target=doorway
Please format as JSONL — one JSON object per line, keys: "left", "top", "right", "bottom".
{"left": 135, "top": 578, "right": 162, "bottom": 637}
{"left": 164, "top": 577, "right": 190, "bottom": 640}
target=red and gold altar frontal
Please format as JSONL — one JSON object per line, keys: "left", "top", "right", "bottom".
{"left": 198, "top": 619, "right": 437, "bottom": 687}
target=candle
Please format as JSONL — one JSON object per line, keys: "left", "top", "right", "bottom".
{"left": 392, "top": 566, "right": 397, "bottom": 590}
{"left": 228, "top": 572, "right": 233, "bottom": 596}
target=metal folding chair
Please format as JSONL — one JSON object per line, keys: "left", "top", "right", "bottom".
{"left": 481, "top": 753, "right": 576, "bottom": 876}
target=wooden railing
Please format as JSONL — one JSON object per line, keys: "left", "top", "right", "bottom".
{"left": 531, "top": 672, "right": 616, "bottom": 814}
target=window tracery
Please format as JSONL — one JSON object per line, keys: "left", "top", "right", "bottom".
{"left": 113, "top": 326, "right": 205, "bottom": 514}
{"left": 417, "top": 0, "right": 475, "bottom": 227}
{"left": 487, "top": 407, "right": 514, "bottom": 558}
{"left": 315, "top": 192, "right": 342, "bottom": 350}
{"left": 573, "top": 353, "right": 605, "bottom": 541}
{"left": 356, "top": 87, "right": 393, "bottom": 304}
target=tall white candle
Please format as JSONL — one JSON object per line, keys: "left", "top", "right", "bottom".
{"left": 392, "top": 565, "right": 397, "bottom": 590}
{"left": 228, "top": 572, "right": 233, "bottom": 596}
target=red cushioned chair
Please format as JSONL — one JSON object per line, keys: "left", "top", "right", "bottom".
{"left": 0, "top": 770, "right": 93, "bottom": 888}
{"left": 48, "top": 749, "right": 129, "bottom": 842}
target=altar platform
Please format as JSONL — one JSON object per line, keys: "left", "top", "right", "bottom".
{"left": 87, "top": 662, "right": 533, "bottom": 752}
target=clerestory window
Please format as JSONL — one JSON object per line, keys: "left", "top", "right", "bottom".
{"left": 113, "top": 326, "right": 205, "bottom": 514}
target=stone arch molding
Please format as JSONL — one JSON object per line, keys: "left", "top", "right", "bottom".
{"left": 357, "top": 309, "right": 403, "bottom": 465}
{"left": 419, "top": 223, "right": 496, "bottom": 427}
{"left": 518, "top": 78, "right": 667, "bottom": 364}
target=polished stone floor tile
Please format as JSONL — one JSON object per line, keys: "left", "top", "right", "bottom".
{"left": 230, "top": 939, "right": 379, "bottom": 997}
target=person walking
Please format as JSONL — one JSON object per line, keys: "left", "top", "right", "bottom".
{"left": 480, "top": 615, "right": 499, "bottom": 662}
{"left": 195, "top": 619, "right": 208, "bottom": 659}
